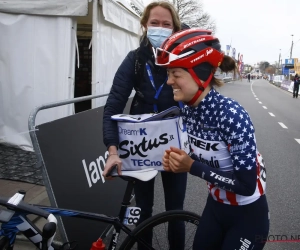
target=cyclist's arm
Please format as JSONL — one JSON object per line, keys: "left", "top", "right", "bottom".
{"left": 190, "top": 106, "right": 258, "bottom": 196}
{"left": 190, "top": 160, "right": 257, "bottom": 196}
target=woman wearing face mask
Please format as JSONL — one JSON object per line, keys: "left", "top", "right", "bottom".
{"left": 156, "top": 28, "right": 269, "bottom": 250}
{"left": 102, "top": 1, "right": 188, "bottom": 249}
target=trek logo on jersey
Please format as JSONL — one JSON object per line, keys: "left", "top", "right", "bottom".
{"left": 189, "top": 136, "right": 219, "bottom": 151}
{"left": 210, "top": 171, "right": 235, "bottom": 185}
{"left": 236, "top": 238, "right": 251, "bottom": 250}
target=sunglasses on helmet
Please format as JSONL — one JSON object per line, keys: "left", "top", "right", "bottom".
{"left": 152, "top": 47, "right": 194, "bottom": 66}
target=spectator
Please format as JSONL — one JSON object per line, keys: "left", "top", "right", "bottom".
{"left": 293, "top": 74, "right": 299, "bottom": 98}
{"left": 102, "top": 1, "right": 188, "bottom": 249}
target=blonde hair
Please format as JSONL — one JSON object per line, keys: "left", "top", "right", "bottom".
{"left": 140, "top": 1, "right": 181, "bottom": 41}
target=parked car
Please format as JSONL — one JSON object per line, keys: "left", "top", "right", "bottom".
{"left": 222, "top": 76, "right": 233, "bottom": 83}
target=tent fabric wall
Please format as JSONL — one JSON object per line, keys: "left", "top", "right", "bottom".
{"left": 0, "top": 12, "right": 76, "bottom": 150}
{"left": 0, "top": 0, "right": 88, "bottom": 16}
{"left": 0, "top": 0, "right": 142, "bottom": 150}
{"left": 93, "top": 0, "right": 140, "bottom": 108}
{"left": 103, "top": 0, "right": 140, "bottom": 35}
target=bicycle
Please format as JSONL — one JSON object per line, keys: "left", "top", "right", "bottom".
{"left": 0, "top": 168, "right": 201, "bottom": 250}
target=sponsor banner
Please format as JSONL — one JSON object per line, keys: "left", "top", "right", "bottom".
{"left": 226, "top": 45, "right": 231, "bottom": 56}
{"left": 284, "top": 58, "right": 294, "bottom": 69}
{"left": 113, "top": 107, "right": 189, "bottom": 171}
{"left": 282, "top": 65, "right": 290, "bottom": 75}
{"left": 288, "top": 81, "right": 294, "bottom": 93}
{"left": 232, "top": 48, "right": 236, "bottom": 59}
{"left": 239, "top": 54, "right": 243, "bottom": 62}
{"left": 280, "top": 80, "right": 293, "bottom": 92}
{"left": 35, "top": 105, "right": 129, "bottom": 249}
{"left": 240, "top": 62, "right": 244, "bottom": 72}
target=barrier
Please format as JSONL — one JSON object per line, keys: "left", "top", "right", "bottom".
{"left": 28, "top": 94, "right": 132, "bottom": 249}
{"left": 280, "top": 80, "right": 294, "bottom": 93}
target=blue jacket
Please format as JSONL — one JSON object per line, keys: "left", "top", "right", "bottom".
{"left": 103, "top": 40, "right": 178, "bottom": 149}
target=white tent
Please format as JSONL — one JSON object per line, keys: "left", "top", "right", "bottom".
{"left": 0, "top": 0, "right": 143, "bottom": 151}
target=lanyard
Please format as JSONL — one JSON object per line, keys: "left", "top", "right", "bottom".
{"left": 178, "top": 101, "right": 187, "bottom": 132}
{"left": 145, "top": 63, "right": 167, "bottom": 112}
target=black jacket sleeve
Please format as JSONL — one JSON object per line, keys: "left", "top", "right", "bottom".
{"left": 103, "top": 50, "right": 136, "bottom": 149}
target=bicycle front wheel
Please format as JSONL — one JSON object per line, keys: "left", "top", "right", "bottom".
{"left": 120, "top": 210, "right": 200, "bottom": 250}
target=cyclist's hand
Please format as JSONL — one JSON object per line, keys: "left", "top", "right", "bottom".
{"left": 167, "top": 146, "right": 194, "bottom": 173}
{"left": 162, "top": 149, "right": 172, "bottom": 172}
{"left": 103, "top": 154, "right": 122, "bottom": 179}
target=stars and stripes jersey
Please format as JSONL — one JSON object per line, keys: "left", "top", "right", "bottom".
{"left": 182, "top": 88, "right": 266, "bottom": 206}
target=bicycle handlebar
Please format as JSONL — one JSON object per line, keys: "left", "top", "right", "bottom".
{"left": 0, "top": 192, "right": 57, "bottom": 249}
{"left": 0, "top": 193, "right": 50, "bottom": 219}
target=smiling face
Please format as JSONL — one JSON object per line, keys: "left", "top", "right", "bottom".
{"left": 167, "top": 68, "right": 198, "bottom": 102}
{"left": 167, "top": 68, "right": 211, "bottom": 106}
{"left": 145, "top": 6, "right": 174, "bottom": 30}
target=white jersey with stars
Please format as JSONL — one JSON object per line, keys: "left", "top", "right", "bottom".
{"left": 182, "top": 88, "right": 266, "bottom": 205}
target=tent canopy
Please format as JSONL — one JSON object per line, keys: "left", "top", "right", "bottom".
{"left": 0, "top": 0, "right": 143, "bottom": 150}
{"left": 0, "top": 0, "right": 89, "bottom": 16}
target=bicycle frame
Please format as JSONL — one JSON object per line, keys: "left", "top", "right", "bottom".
{"left": 0, "top": 178, "right": 152, "bottom": 250}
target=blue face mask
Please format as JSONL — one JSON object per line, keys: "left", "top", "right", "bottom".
{"left": 147, "top": 26, "right": 173, "bottom": 48}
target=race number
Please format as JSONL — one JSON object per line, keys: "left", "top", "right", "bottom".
{"left": 123, "top": 207, "right": 141, "bottom": 225}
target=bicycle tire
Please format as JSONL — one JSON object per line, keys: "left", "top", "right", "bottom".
{"left": 120, "top": 210, "right": 201, "bottom": 250}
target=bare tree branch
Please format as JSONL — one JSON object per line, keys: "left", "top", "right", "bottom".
{"left": 171, "top": 0, "right": 216, "bottom": 32}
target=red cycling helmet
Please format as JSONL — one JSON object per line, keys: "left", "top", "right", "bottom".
{"left": 153, "top": 28, "right": 224, "bottom": 105}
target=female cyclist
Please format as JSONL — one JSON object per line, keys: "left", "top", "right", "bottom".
{"left": 155, "top": 28, "right": 269, "bottom": 250}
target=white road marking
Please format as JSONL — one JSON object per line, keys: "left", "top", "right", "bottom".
{"left": 295, "top": 139, "right": 300, "bottom": 144}
{"left": 259, "top": 101, "right": 262, "bottom": 104}
{"left": 256, "top": 98, "right": 259, "bottom": 100}
{"left": 278, "top": 122, "right": 288, "bottom": 129}
{"left": 269, "top": 112, "right": 275, "bottom": 117}
{"left": 263, "top": 106, "right": 267, "bottom": 109}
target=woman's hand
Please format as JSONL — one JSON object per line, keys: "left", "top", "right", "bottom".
{"left": 163, "top": 147, "right": 194, "bottom": 173}
{"left": 103, "top": 153, "right": 122, "bottom": 179}
{"left": 162, "top": 149, "right": 172, "bottom": 172}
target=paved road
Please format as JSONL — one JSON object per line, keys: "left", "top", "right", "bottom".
{"left": 155, "top": 79, "right": 300, "bottom": 250}
{"left": 220, "top": 79, "right": 300, "bottom": 249}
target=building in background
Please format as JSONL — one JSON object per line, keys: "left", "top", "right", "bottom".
{"left": 294, "top": 58, "right": 300, "bottom": 75}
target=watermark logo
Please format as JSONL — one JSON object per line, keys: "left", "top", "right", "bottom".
{"left": 256, "top": 234, "right": 300, "bottom": 243}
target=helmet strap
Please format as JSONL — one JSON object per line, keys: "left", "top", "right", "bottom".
{"left": 186, "top": 69, "right": 213, "bottom": 106}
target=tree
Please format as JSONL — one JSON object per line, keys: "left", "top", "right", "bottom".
{"left": 259, "top": 61, "right": 270, "bottom": 74}
{"left": 265, "top": 66, "right": 276, "bottom": 75}
{"left": 171, "top": 0, "right": 216, "bottom": 32}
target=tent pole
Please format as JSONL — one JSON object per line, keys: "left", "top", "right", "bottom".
{"left": 91, "top": 0, "right": 100, "bottom": 108}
